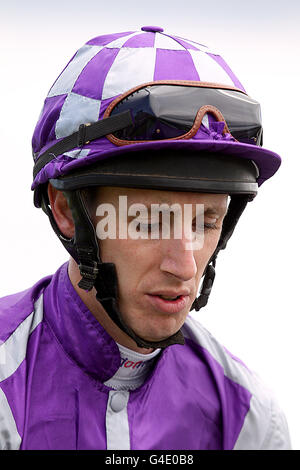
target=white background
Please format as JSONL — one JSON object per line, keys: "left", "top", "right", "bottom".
{"left": 1, "top": 0, "right": 300, "bottom": 449}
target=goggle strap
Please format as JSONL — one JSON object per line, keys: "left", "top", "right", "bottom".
{"left": 33, "top": 110, "right": 133, "bottom": 179}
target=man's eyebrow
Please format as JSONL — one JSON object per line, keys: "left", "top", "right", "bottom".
{"left": 204, "top": 205, "right": 228, "bottom": 216}
{"left": 136, "top": 200, "right": 180, "bottom": 207}
{"left": 126, "top": 200, "right": 228, "bottom": 215}
{"left": 204, "top": 206, "right": 221, "bottom": 214}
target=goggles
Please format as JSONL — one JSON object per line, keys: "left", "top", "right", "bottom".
{"left": 33, "top": 81, "right": 263, "bottom": 182}
{"left": 104, "top": 81, "right": 263, "bottom": 146}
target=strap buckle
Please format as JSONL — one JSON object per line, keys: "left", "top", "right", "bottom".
{"left": 77, "top": 123, "right": 91, "bottom": 147}
{"left": 78, "top": 261, "right": 99, "bottom": 291}
{"left": 192, "top": 262, "right": 216, "bottom": 311}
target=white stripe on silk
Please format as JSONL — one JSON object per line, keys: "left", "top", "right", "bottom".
{"left": 182, "top": 315, "right": 291, "bottom": 449}
{"left": 189, "top": 49, "right": 235, "bottom": 86}
{"left": 0, "top": 388, "right": 22, "bottom": 450}
{"left": 101, "top": 47, "right": 156, "bottom": 100}
{"left": 106, "top": 390, "right": 130, "bottom": 450}
{"left": 48, "top": 45, "right": 103, "bottom": 98}
{"left": 182, "top": 316, "right": 269, "bottom": 399}
{"left": 234, "top": 395, "right": 292, "bottom": 450}
{"left": 0, "top": 295, "right": 44, "bottom": 382}
{"left": 0, "top": 295, "right": 44, "bottom": 450}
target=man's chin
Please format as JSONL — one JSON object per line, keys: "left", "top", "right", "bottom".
{"left": 119, "top": 303, "right": 189, "bottom": 346}
{"left": 130, "top": 324, "right": 183, "bottom": 345}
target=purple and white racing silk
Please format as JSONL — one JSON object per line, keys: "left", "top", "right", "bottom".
{"left": 0, "top": 263, "right": 291, "bottom": 450}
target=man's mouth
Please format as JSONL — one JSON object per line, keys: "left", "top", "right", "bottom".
{"left": 146, "top": 291, "right": 190, "bottom": 314}
{"left": 157, "top": 294, "right": 182, "bottom": 301}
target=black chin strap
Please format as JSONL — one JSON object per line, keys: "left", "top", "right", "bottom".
{"left": 192, "top": 261, "right": 216, "bottom": 311}
{"left": 41, "top": 189, "right": 250, "bottom": 349}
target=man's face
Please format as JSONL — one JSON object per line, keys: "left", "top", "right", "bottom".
{"left": 93, "top": 187, "right": 228, "bottom": 343}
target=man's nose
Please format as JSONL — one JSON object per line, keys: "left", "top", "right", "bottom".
{"left": 159, "top": 237, "right": 198, "bottom": 281}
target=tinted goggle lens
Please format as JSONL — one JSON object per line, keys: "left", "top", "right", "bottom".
{"left": 109, "top": 85, "right": 263, "bottom": 145}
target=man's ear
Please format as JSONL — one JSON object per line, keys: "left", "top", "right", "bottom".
{"left": 47, "top": 184, "right": 75, "bottom": 238}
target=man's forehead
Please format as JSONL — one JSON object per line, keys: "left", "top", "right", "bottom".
{"left": 97, "top": 186, "right": 228, "bottom": 208}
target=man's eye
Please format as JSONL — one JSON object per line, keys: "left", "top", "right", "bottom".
{"left": 192, "top": 220, "right": 219, "bottom": 232}
{"left": 204, "top": 222, "right": 218, "bottom": 231}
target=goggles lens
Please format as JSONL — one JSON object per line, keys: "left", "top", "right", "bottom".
{"left": 109, "top": 84, "right": 263, "bottom": 145}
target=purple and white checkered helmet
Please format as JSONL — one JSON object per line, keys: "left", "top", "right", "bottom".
{"left": 31, "top": 26, "right": 281, "bottom": 206}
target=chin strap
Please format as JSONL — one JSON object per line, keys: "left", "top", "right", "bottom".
{"left": 191, "top": 260, "right": 216, "bottom": 311}
{"left": 41, "top": 188, "right": 251, "bottom": 349}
